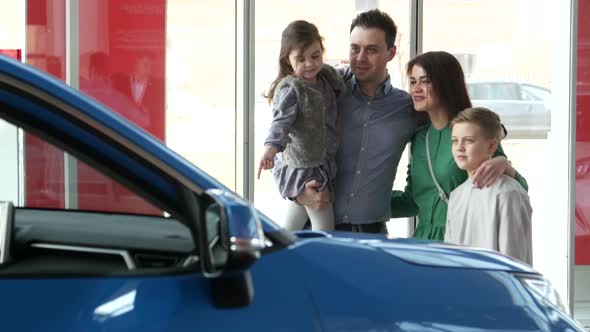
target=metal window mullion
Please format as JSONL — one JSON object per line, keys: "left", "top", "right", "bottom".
{"left": 64, "top": 0, "right": 79, "bottom": 209}
{"left": 410, "top": 0, "right": 422, "bottom": 59}
{"left": 407, "top": 0, "right": 422, "bottom": 237}
{"left": 20, "top": 0, "right": 28, "bottom": 207}
{"left": 247, "top": 1, "right": 255, "bottom": 201}
{"left": 236, "top": 0, "right": 255, "bottom": 200}
{"left": 568, "top": 0, "right": 579, "bottom": 316}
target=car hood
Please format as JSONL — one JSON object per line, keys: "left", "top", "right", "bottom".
{"left": 284, "top": 233, "right": 566, "bottom": 331}
{"left": 296, "top": 230, "right": 535, "bottom": 273}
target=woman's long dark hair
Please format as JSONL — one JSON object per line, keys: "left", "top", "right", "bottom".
{"left": 406, "top": 51, "right": 471, "bottom": 120}
{"left": 265, "top": 20, "right": 324, "bottom": 104}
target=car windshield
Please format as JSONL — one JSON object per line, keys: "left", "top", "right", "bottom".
{"left": 468, "top": 83, "right": 520, "bottom": 100}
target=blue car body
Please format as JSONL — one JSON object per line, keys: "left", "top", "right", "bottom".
{"left": 0, "top": 55, "right": 582, "bottom": 331}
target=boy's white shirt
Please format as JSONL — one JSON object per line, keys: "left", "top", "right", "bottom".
{"left": 444, "top": 174, "right": 533, "bottom": 265}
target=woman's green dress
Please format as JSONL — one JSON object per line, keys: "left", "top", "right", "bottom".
{"left": 390, "top": 123, "right": 528, "bottom": 241}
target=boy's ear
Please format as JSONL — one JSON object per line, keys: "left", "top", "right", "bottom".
{"left": 488, "top": 138, "right": 499, "bottom": 155}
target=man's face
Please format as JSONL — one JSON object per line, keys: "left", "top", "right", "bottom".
{"left": 288, "top": 40, "right": 324, "bottom": 84}
{"left": 451, "top": 122, "right": 497, "bottom": 174}
{"left": 349, "top": 26, "right": 395, "bottom": 85}
{"left": 135, "top": 57, "right": 153, "bottom": 80}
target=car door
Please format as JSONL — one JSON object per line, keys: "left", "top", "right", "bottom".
{"left": 0, "top": 56, "right": 321, "bottom": 331}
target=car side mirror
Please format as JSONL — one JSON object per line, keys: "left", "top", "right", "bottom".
{"left": 204, "top": 189, "right": 265, "bottom": 272}
{"left": 202, "top": 189, "right": 265, "bottom": 308}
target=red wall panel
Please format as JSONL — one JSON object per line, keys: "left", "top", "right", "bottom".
{"left": 25, "top": 1, "right": 165, "bottom": 215}
{"left": 25, "top": 0, "right": 66, "bottom": 209}
{"left": 575, "top": 0, "right": 590, "bottom": 264}
{"left": 77, "top": 0, "right": 165, "bottom": 214}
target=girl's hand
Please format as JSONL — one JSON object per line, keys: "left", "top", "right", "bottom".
{"left": 472, "top": 156, "right": 514, "bottom": 189}
{"left": 257, "top": 145, "right": 279, "bottom": 179}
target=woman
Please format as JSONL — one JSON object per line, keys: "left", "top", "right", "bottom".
{"left": 390, "top": 51, "right": 528, "bottom": 241}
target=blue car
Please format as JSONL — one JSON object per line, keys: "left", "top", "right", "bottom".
{"left": 0, "top": 55, "right": 582, "bottom": 331}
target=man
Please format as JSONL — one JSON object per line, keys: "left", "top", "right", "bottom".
{"left": 112, "top": 51, "right": 165, "bottom": 140}
{"left": 297, "top": 9, "right": 416, "bottom": 234}
{"left": 81, "top": 52, "right": 149, "bottom": 128}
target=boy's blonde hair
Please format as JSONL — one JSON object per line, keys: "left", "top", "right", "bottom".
{"left": 451, "top": 107, "right": 504, "bottom": 141}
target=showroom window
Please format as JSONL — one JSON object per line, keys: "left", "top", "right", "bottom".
{"left": 453, "top": 53, "right": 476, "bottom": 78}
{"left": 22, "top": 0, "right": 238, "bottom": 215}
{"left": 252, "top": 0, "right": 411, "bottom": 237}
{"left": 165, "top": 1, "right": 237, "bottom": 192}
{"left": 421, "top": 0, "right": 564, "bottom": 306}
{"left": 0, "top": 2, "right": 23, "bottom": 205}
{"left": 355, "top": 0, "right": 379, "bottom": 11}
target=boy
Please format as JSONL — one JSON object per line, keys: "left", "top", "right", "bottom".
{"left": 445, "top": 107, "right": 532, "bottom": 265}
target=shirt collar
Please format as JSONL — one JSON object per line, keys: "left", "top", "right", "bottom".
{"left": 350, "top": 72, "right": 394, "bottom": 98}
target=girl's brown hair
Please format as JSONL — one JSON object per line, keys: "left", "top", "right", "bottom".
{"left": 265, "top": 20, "right": 324, "bottom": 104}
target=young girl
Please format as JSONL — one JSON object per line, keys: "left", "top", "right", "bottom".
{"left": 390, "top": 51, "right": 528, "bottom": 240}
{"left": 257, "top": 20, "right": 345, "bottom": 231}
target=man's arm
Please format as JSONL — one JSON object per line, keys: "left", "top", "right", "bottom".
{"left": 296, "top": 180, "right": 330, "bottom": 210}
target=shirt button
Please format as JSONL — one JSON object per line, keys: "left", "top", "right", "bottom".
{"left": 363, "top": 123, "right": 367, "bottom": 128}
{"left": 350, "top": 193, "right": 355, "bottom": 198}
{"left": 356, "top": 170, "right": 361, "bottom": 175}
{"left": 344, "top": 215, "right": 349, "bottom": 219}
{"left": 361, "top": 147, "right": 366, "bottom": 151}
